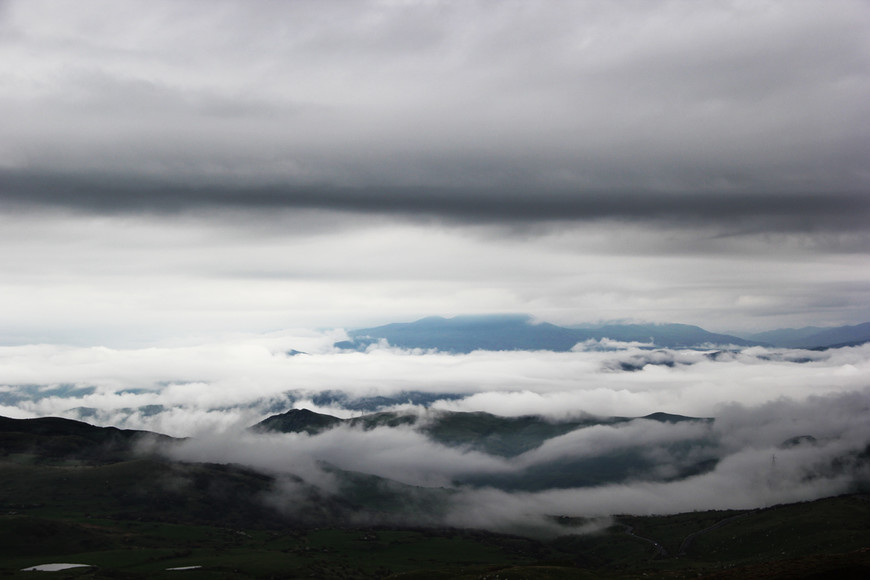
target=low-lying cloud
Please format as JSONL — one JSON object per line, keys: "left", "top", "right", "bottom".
{"left": 4, "top": 333, "right": 868, "bottom": 534}
{"left": 2, "top": 334, "right": 869, "bottom": 433}
{"left": 158, "top": 387, "right": 870, "bottom": 536}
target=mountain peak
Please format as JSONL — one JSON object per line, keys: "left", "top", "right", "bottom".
{"left": 250, "top": 408, "right": 342, "bottom": 435}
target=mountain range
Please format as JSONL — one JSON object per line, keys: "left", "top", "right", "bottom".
{"left": 251, "top": 407, "right": 708, "bottom": 458}
{"left": 333, "top": 314, "right": 870, "bottom": 352}
{"left": 252, "top": 408, "right": 718, "bottom": 491}
{"left": 742, "top": 321, "right": 870, "bottom": 349}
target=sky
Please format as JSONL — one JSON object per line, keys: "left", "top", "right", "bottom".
{"left": 0, "top": 0, "right": 869, "bottom": 347}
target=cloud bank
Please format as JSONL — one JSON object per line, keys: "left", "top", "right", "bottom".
{"left": 162, "top": 384, "right": 870, "bottom": 535}
{"left": 3, "top": 334, "right": 869, "bottom": 432}
{"left": 2, "top": 1, "right": 868, "bottom": 200}
{"left": 2, "top": 334, "right": 869, "bottom": 533}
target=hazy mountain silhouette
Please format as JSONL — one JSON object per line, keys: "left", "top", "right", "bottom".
{"left": 744, "top": 321, "right": 870, "bottom": 348}
{"left": 335, "top": 314, "right": 762, "bottom": 353}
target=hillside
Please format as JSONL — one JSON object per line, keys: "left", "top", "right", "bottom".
{"left": 2, "top": 414, "right": 870, "bottom": 579}
{"left": 0, "top": 415, "right": 175, "bottom": 465}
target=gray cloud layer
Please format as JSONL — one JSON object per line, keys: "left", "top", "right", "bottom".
{"left": 1, "top": 0, "right": 869, "bottom": 341}
{"left": 2, "top": 171, "right": 868, "bottom": 232}
{"left": 2, "top": 0, "right": 868, "bottom": 219}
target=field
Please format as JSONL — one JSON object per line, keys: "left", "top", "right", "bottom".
{"left": 2, "top": 416, "right": 869, "bottom": 579}
{"left": 2, "top": 461, "right": 869, "bottom": 579}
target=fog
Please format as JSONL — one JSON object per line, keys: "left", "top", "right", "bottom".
{"left": 2, "top": 333, "right": 869, "bottom": 534}
{"left": 163, "top": 384, "right": 870, "bottom": 535}
{"left": 2, "top": 333, "right": 869, "bottom": 433}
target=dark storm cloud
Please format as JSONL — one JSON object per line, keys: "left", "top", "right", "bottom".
{"left": 2, "top": 169, "right": 868, "bottom": 232}
{"left": 1, "top": 0, "right": 868, "bottom": 231}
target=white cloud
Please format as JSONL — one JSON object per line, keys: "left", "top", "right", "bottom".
{"left": 3, "top": 334, "right": 869, "bottom": 433}
{"left": 3, "top": 334, "right": 869, "bottom": 533}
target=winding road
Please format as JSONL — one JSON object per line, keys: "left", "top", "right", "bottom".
{"left": 618, "top": 524, "right": 668, "bottom": 557}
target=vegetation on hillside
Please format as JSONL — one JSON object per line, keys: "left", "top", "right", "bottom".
{"left": 1, "top": 415, "right": 868, "bottom": 579}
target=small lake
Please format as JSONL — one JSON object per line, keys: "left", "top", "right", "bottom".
{"left": 21, "top": 563, "right": 92, "bottom": 572}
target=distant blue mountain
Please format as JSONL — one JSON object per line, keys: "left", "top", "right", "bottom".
{"left": 744, "top": 321, "right": 870, "bottom": 349}
{"left": 743, "top": 326, "right": 827, "bottom": 346}
{"left": 334, "top": 314, "right": 762, "bottom": 353}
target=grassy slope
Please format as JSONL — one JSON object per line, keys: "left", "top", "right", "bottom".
{"left": 2, "top": 416, "right": 869, "bottom": 579}
{"left": 2, "top": 470, "right": 869, "bottom": 580}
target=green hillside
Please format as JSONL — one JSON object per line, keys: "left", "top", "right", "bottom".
{"left": 2, "top": 415, "right": 869, "bottom": 579}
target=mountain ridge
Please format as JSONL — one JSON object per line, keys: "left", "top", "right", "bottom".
{"left": 336, "top": 314, "right": 765, "bottom": 353}
{"left": 251, "top": 407, "right": 713, "bottom": 459}
{"left": 742, "top": 321, "right": 870, "bottom": 348}
{"left": 335, "top": 314, "right": 870, "bottom": 352}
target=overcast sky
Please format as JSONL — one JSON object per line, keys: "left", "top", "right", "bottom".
{"left": 1, "top": 0, "right": 869, "bottom": 345}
